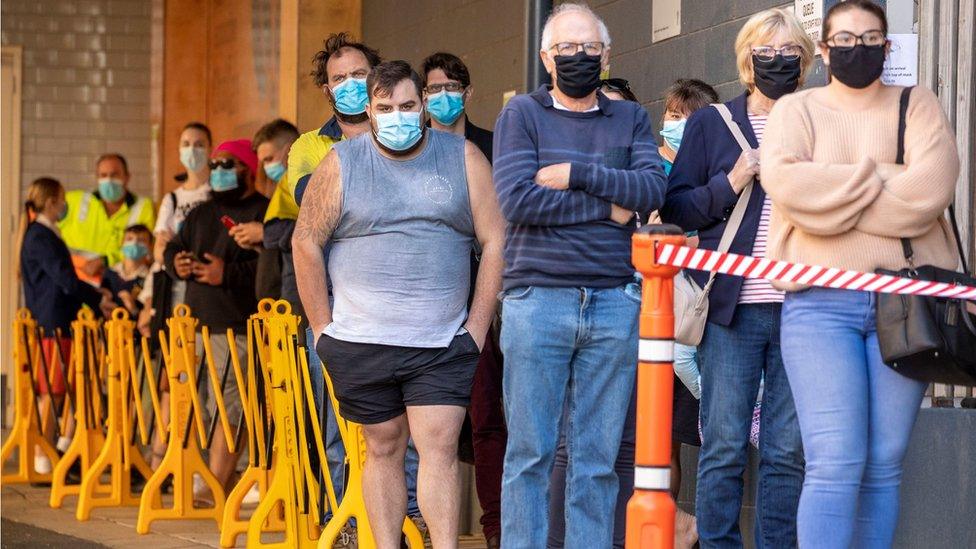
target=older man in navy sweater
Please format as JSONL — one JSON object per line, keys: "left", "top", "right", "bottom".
{"left": 492, "top": 4, "right": 666, "bottom": 547}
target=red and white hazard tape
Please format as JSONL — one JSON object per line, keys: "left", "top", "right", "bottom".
{"left": 655, "top": 243, "right": 976, "bottom": 301}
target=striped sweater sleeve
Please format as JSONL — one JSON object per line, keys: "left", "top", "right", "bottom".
{"left": 492, "top": 104, "right": 611, "bottom": 226}
{"left": 567, "top": 109, "right": 667, "bottom": 213}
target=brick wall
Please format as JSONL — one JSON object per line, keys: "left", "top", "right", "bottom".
{"left": 363, "top": 0, "right": 525, "bottom": 133}
{"left": 594, "top": 0, "right": 788, "bottom": 128}
{"left": 1, "top": 0, "right": 153, "bottom": 199}
{"left": 363, "top": 0, "right": 787, "bottom": 133}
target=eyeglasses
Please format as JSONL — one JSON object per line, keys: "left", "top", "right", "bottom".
{"left": 550, "top": 41, "right": 605, "bottom": 56}
{"left": 824, "top": 30, "right": 887, "bottom": 50}
{"left": 425, "top": 82, "right": 466, "bottom": 94}
{"left": 601, "top": 78, "right": 632, "bottom": 93}
{"left": 208, "top": 158, "right": 237, "bottom": 170}
{"left": 751, "top": 45, "right": 803, "bottom": 61}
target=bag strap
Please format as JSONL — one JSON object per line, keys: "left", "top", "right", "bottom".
{"left": 894, "top": 87, "right": 970, "bottom": 275}
{"left": 896, "top": 87, "right": 916, "bottom": 267}
{"left": 698, "top": 104, "right": 756, "bottom": 296}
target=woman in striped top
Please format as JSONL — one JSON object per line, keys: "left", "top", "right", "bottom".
{"left": 660, "top": 8, "right": 815, "bottom": 547}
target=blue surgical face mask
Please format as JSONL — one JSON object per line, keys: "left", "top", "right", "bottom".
{"left": 660, "top": 118, "right": 687, "bottom": 152}
{"left": 180, "top": 146, "right": 208, "bottom": 172}
{"left": 427, "top": 90, "right": 465, "bottom": 125}
{"left": 57, "top": 203, "right": 68, "bottom": 222}
{"left": 373, "top": 110, "right": 424, "bottom": 152}
{"left": 331, "top": 78, "right": 368, "bottom": 115}
{"left": 97, "top": 178, "right": 125, "bottom": 202}
{"left": 121, "top": 242, "right": 149, "bottom": 261}
{"left": 263, "top": 161, "right": 286, "bottom": 182}
{"left": 210, "top": 167, "right": 240, "bottom": 192}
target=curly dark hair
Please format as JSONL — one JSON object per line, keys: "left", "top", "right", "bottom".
{"left": 311, "top": 32, "right": 382, "bottom": 88}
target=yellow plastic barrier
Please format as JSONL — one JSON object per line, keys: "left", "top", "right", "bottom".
{"left": 317, "top": 374, "right": 424, "bottom": 549}
{"left": 221, "top": 299, "right": 285, "bottom": 548}
{"left": 0, "top": 309, "right": 60, "bottom": 485}
{"left": 136, "top": 304, "right": 226, "bottom": 533}
{"left": 76, "top": 308, "right": 158, "bottom": 520}
{"left": 50, "top": 310, "right": 107, "bottom": 508}
{"left": 247, "top": 300, "right": 322, "bottom": 548}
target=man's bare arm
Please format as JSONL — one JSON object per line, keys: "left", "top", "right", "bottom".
{"left": 463, "top": 141, "right": 506, "bottom": 350}
{"left": 293, "top": 150, "right": 342, "bottom": 338}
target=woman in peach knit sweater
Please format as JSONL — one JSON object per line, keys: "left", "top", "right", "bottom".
{"left": 760, "top": 1, "right": 960, "bottom": 547}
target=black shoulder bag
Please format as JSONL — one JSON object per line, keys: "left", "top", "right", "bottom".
{"left": 875, "top": 86, "right": 976, "bottom": 386}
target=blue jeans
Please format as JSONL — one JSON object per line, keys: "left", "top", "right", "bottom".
{"left": 547, "top": 383, "right": 636, "bottom": 549}
{"left": 306, "top": 328, "right": 421, "bottom": 518}
{"left": 781, "top": 288, "right": 926, "bottom": 549}
{"left": 696, "top": 303, "right": 804, "bottom": 548}
{"left": 500, "top": 283, "right": 639, "bottom": 549}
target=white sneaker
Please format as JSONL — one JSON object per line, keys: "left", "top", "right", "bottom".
{"left": 242, "top": 483, "right": 261, "bottom": 504}
{"left": 34, "top": 455, "right": 52, "bottom": 475}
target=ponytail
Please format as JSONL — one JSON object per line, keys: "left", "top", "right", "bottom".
{"left": 15, "top": 177, "right": 64, "bottom": 281}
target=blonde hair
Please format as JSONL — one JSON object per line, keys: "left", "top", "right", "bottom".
{"left": 735, "top": 8, "right": 815, "bottom": 92}
{"left": 15, "top": 177, "right": 64, "bottom": 280}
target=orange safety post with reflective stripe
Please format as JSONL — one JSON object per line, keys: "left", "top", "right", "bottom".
{"left": 626, "top": 224, "right": 685, "bottom": 549}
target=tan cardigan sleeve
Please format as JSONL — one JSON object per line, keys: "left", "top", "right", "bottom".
{"left": 855, "top": 87, "right": 960, "bottom": 239}
{"left": 761, "top": 95, "right": 885, "bottom": 236}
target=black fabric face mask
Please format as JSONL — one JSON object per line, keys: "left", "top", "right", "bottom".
{"left": 828, "top": 45, "right": 886, "bottom": 89}
{"left": 212, "top": 178, "right": 247, "bottom": 204}
{"left": 752, "top": 54, "right": 802, "bottom": 100}
{"left": 553, "top": 52, "right": 603, "bottom": 98}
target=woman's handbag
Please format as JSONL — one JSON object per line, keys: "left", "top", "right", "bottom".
{"left": 674, "top": 103, "right": 753, "bottom": 346}
{"left": 875, "top": 87, "right": 976, "bottom": 385}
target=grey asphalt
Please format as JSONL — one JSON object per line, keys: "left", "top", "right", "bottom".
{"left": 1, "top": 518, "right": 108, "bottom": 548}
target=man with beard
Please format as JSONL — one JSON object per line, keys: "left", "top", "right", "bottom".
{"left": 164, "top": 139, "right": 268, "bottom": 498}
{"left": 288, "top": 32, "right": 380, "bottom": 205}
{"left": 294, "top": 60, "right": 505, "bottom": 548}
{"left": 287, "top": 34, "right": 429, "bottom": 539}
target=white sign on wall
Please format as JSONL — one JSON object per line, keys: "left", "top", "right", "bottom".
{"left": 882, "top": 33, "right": 919, "bottom": 86}
{"left": 652, "top": 0, "right": 681, "bottom": 43}
{"left": 795, "top": 0, "right": 824, "bottom": 43}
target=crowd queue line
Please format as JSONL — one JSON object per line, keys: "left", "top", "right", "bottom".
{"left": 15, "top": 1, "right": 964, "bottom": 548}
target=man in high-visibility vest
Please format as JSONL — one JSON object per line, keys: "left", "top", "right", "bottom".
{"left": 287, "top": 32, "right": 376, "bottom": 206}
{"left": 59, "top": 153, "right": 156, "bottom": 283}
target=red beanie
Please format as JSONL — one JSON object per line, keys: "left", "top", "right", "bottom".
{"left": 214, "top": 139, "right": 258, "bottom": 174}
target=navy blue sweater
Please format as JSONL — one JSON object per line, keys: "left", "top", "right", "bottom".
{"left": 20, "top": 221, "right": 103, "bottom": 332}
{"left": 659, "top": 93, "right": 767, "bottom": 326}
{"left": 492, "top": 86, "right": 666, "bottom": 290}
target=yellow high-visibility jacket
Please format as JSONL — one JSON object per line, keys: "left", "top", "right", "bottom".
{"left": 59, "top": 189, "right": 156, "bottom": 267}
{"left": 286, "top": 116, "right": 343, "bottom": 206}
{"left": 264, "top": 174, "right": 300, "bottom": 222}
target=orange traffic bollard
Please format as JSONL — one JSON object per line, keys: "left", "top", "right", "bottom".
{"left": 626, "top": 224, "right": 686, "bottom": 549}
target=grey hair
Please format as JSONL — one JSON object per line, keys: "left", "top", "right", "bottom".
{"left": 540, "top": 2, "right": 612, "bottom": 51}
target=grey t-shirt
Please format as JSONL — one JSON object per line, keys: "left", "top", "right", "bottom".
{"left": 324, "top": 130, "right": 474, "bottom": 348}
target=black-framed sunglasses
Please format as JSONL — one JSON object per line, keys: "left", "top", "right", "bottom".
{"left": 208, "top": 158, "right": 237, "bottom": 170}
{"left": 601, "top": 78, "right": 632, "bottom": 92}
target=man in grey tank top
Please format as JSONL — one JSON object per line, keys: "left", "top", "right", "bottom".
{"left": 293, "top": 61, "right": 505, "bottom": 548}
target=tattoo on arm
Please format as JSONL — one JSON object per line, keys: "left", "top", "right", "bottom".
{"left": 294, "top": 152, "right": 342, "bottom": 246}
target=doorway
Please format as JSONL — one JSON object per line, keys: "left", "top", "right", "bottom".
{"left": 1, "top": 46, "right": 23, "bottom": 425}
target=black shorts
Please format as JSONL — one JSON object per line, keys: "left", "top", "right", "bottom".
{"left": 316, "top": 332, "right": 480, "bottom": 425}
